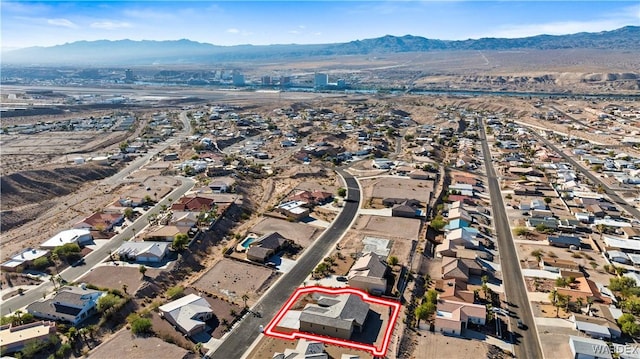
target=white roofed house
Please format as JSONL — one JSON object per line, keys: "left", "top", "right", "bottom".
{"left": 1, "top": 248, "right": 50, "bottom": 272}
{"left": 568, "top": 335, "right": 612, "bottom": 359}
{"left": 159, "top": 294, "right": 213, "bottom": 336}
{"left": 116, "top": 241, "right": 169, "bottom": 262}
{"left": 40, "top": 229, "right": 93, "bottom": 249}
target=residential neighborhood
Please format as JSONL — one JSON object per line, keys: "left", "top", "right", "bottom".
{"left": 1, "top": 82, "right": 639, "bottom": 359}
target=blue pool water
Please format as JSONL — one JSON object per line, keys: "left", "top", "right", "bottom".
{"left": 241, "top": 236, "right": 258, "bottom": 248}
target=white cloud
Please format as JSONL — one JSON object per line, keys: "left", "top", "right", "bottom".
{"left": 226, "top": 28, "right": 240, "bottom": 34}
{"left": 90, "top": 21, "right": 132, "bottom": 30}
{"left": 122, "top": 8, "right": 174, "bottom": 20}
{"left": 477, "top": 4, "right": 640, "bottom": 39}
{"left": 289, "top": 30, "right": 300, "bottom": 34}
{"left": 47, "top": 18, "right": 78, "bottom": 29}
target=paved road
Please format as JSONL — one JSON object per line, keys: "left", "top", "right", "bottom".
{"left": 102, "top": 110, "right": 192, "bottom": 185}
{"left": 478, "top": 119, "right": 543, "bottom": 359}
{"left": 531, "top": 132, "right": 640, "bottom": 220}
{"left": 208, "top": 168, "right": 361, "bottom": 359}
{"left": 1, "top": 178, "right": 195, "bottom": 316}
{"left": 1, "top": 112, "right": 194, "bottom": 316}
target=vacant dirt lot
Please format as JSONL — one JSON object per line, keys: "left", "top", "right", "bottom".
{"left": 360, "top": 177, "right": 434, "bottom": 203}
{"left": 250, "top": 217, "right": 319, "bottom": 248}
{"left": 354, "top": 215, "right": 422, "bottom": 241}
{"left": 88, "top": 328, "right": 191, "bottom": 359}
{"left": 536, "top": 325, "right": 576, "bottom": 359}
{"left": 191, "top": 258, "right": 276, "bottom": 307}
{"left": 79, "top": 265, "right": 163, "bottom": 293}
{"left": 411, "top": 330, "right": 489, "bottom": 359}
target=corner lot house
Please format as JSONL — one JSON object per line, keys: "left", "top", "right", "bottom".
{"left": 299, "top": 294, "right": 369, "bottom": 340}
{"left": 26, "top": 285, "right": 106, "bottom": 326}
{"left": 159, "top": 294, "right": 213, "bottom": 336}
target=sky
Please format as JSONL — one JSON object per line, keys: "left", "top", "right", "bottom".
{"left": 1, "top": 1, "right": 639, "bottom": 51}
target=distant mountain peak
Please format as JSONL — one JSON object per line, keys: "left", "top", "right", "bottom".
{"left": 2, "top": 26, "right": 638, "bottom": 66}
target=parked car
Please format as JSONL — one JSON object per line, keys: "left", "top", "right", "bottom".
{"left": 336, "top": 276, "right": 348, "bottom": 282}
{"left": 517, "top": 319, "right": 527, "bottom": 330}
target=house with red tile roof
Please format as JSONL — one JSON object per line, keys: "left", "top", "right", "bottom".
{"left": 171, "top": 196, "right": 216, "bottom": 212}
{"left": 74, "top": 211, "right": 124, "bottom": 232}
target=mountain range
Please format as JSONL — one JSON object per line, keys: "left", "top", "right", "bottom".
{"left": 3, "top": 26, "right": 639, "bottom": 66}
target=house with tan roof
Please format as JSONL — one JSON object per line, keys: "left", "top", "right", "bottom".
{"left": 144, "top": 225, "right": 186, "bottom": 241}
{"left": 436, "top": 279, "right": 475, "bottom": 303}
{"left": 0, "top": 321, "right": 56, "bottom": 354}
{"left": 540, "top": 257, "right": 580, "bottom": 272}
{"left": 434, "top": 299, "right": 486, "bottom": 336}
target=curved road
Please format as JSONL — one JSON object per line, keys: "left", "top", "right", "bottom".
{"left": 478, "top": 119, "right": 543, "bottom": 359}
{"left": 208, "top": 168, "right": 361, "bottom": 359}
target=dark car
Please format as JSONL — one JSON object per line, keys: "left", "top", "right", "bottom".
{"left": 517, "top": 320, "right": 527, "bottom": 330}
{"left": 336, "top": 276, "right": 348, "bottom": 282}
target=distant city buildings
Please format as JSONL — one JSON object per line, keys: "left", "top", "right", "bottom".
{"left": 314, "top": 73, "right": 348, "bottom": 89}
{"left": 124, "top": 68, "right": 135, "bottom": 83}
{"left": 232, "top": 71, "right": 245, "bottom": 86}
{"left": 314, "top": 73, "right": 328, "bottom": 88}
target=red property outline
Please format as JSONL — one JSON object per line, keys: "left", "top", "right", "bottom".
{"left": 263, "top": 286, "right": 401, "bottom": 356}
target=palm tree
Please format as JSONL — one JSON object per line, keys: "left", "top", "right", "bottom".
{"left": 86, "top": 324, "right": 98, "bottom": 341}
{"left": 549, "top": 289, "right": 559, "bottom": 318}
{"left": 13, "top": 310, "right": 23, "bottom": 326}
{"left": 139, "top": 265, "right": 147, "bottom": 279}
{"left": 67, "top": 326, "right": 78, "bottom": 347}
{"left": 50, "top": 275, "right": 58, "bottom": 290}
{"left": 241, "top": 294, "right": 249, "bottom": 309}
{"left": 576, "top": 297, "right": 584, "bottom": 312}
{"left": 122, "top": 284, "right": 128, "bottom": 295}
{"left": 50, "top": 253, "right": 60, "bottom": 274}
{"left": 564, "top": 295, "right": 573, "bottom": 313}
{"left": 586, "top": 297, "right": 594, "bottom": 315}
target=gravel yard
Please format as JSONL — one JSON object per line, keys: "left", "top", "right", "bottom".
{"left": 88, "top": 328, "right": 191, "bottom": 359}
{"left": 79, "top": 264, "right": 162, "bottom": 293}
{"left": 354, "top": 215, "right": 422, "bottom": 241}
{"left": 191, "top": 258, "right": 276, "bottom": 307}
